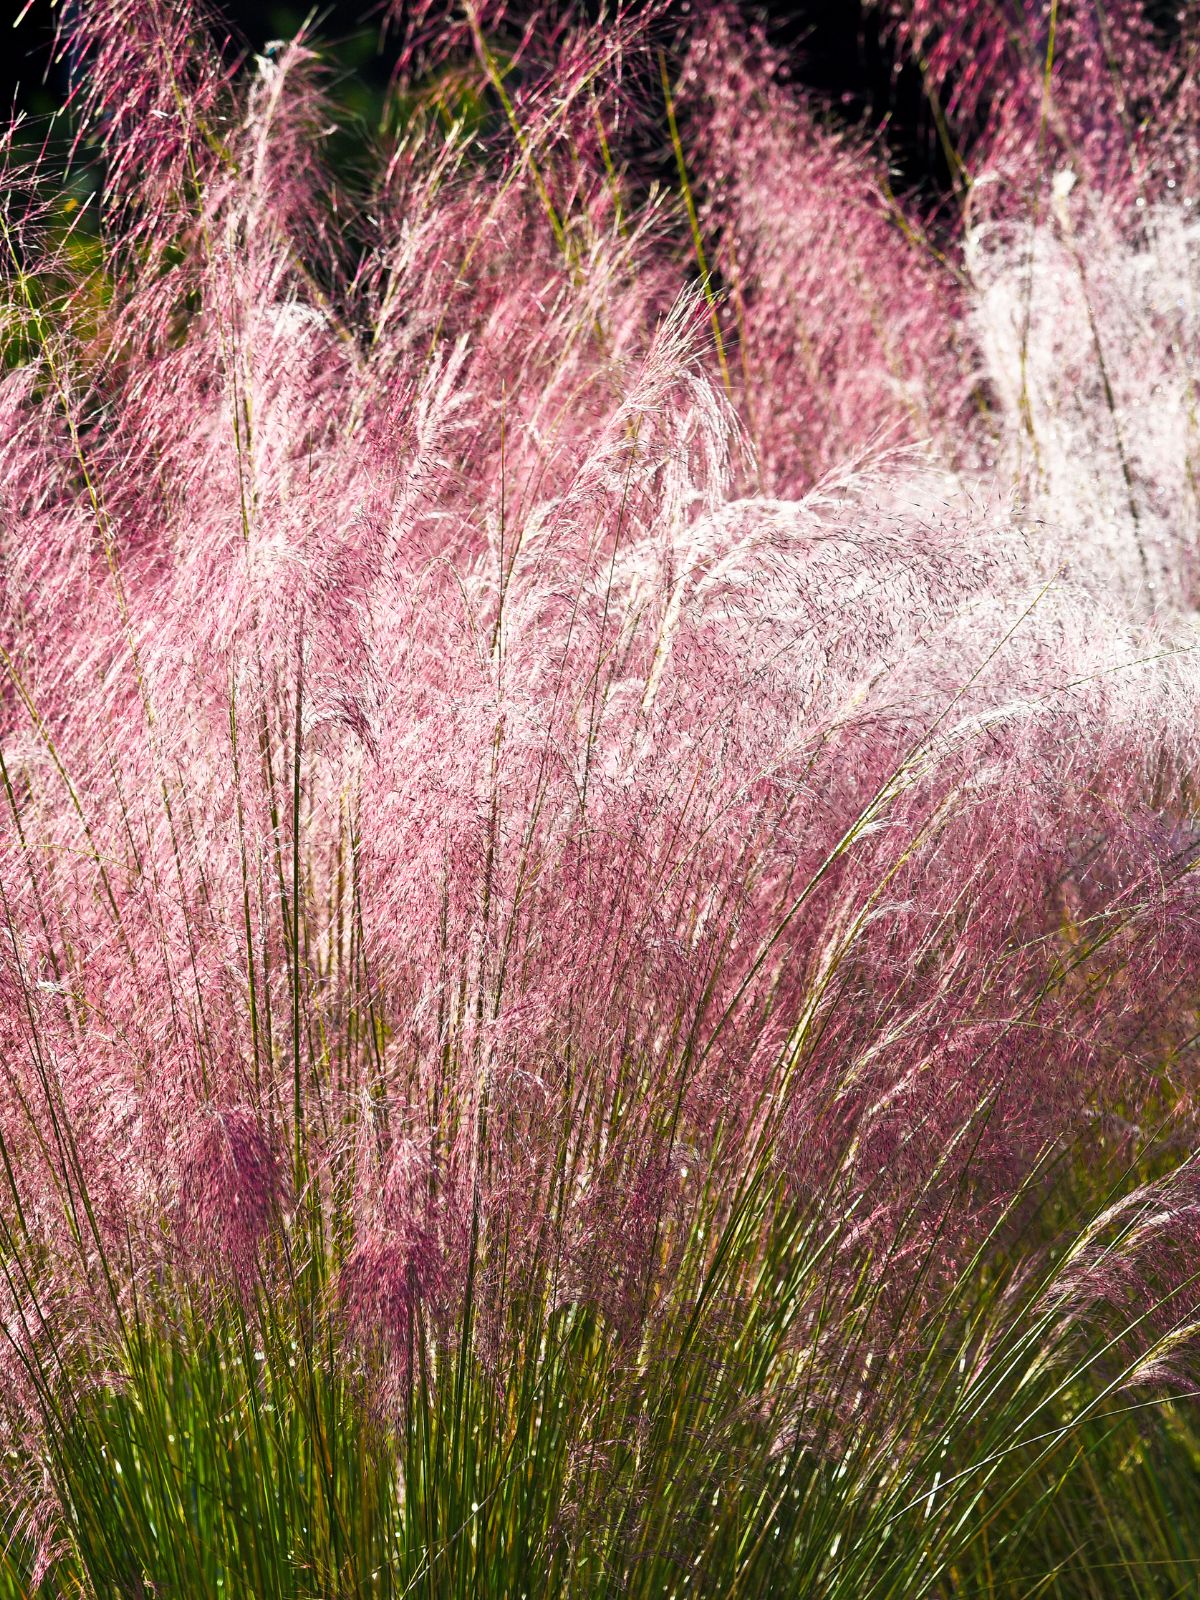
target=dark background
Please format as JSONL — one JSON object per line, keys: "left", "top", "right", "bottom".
{"left": 1, "top": 1, "right": 953, "bottom": 199}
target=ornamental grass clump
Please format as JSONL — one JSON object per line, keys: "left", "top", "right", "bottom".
{"left": 3, "top": 0, "right": 1200, "bottom": 1594}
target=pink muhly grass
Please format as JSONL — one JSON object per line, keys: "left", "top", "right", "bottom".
{"left": 678, "top": 11, "right": 967, "bottom": 490}
{"left": 175, "top": 1104, "right": 280, "bottom": 1288}
{"left": 865, "top": 0, "right": 1200, "bottom": 201}
{"left": 2, "top": 0, "right": 1200, "bottom": 1586}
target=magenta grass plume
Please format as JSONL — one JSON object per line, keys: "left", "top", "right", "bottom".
{"left": 3, "top": 0, "right": 1200, "bottom": 1593}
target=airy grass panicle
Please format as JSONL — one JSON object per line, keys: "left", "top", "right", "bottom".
{"left": 2, "top": 1, "right": 1200, "bottom": 1594}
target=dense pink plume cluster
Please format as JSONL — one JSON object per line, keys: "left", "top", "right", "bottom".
{"left": 1, "top": 0, "right": 1200, "bottom": 1441}
{"left": 867, "top": 0, "right": 1200, "bottom": 198}
{"left": 679, "top": 10, "right": 966, "bottom": 490}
